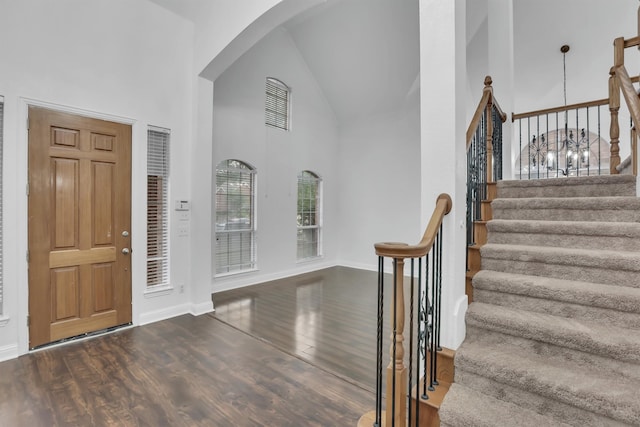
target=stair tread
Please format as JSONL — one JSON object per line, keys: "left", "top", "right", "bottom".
{"left": 481, "top": 243, "right": 640, "bottom": 270}
{"left": 439, "top": 383, "right": 574, "bottom": 427}
{"left": 473, "top": 270, "right": 640, "bottom": 313}
{"left": 456, "top": 321, "right": 640, "bottom": 423}
{"left": 466, "top": 302, "right": 640, "bottom": 364}
{"left": 487, "top": 218, "right": 640, "bottom": 237}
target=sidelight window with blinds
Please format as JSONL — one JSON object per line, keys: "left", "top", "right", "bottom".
{"left": 297, "top": 171, "right": 322, "bottom": 260}
{"left": 215, "top": 160, "right": 256, "bottom": 275}
{"left": 265, "top": 78, "right": 290, "bottom": 130}
{"left": 147, "top": 127, "right": 170, "bottom": 288}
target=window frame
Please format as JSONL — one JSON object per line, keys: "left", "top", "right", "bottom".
{"left": 215, "top": 159, "right": 257, "bottom": 276}
{"left": 146, "top": 126, "right": 171, "bottom": 291}
{"left": 265, "top": 77, "right": 291, "bottom": 131}
{"left": 296, "top": 170, "right": 322, "bottom": 261}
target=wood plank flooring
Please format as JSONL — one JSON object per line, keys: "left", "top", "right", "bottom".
{"left": 0, "top": 313, "right": 373, "bottom": 426}
{"left": 213, "top": 266, "right": 405, "bottom": 392}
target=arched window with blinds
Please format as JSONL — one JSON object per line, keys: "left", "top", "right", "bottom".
{"left": 147, "top": 126, "right": 170, "bottom": 288}
{"left": 265, "top": 77, "right": 290, "bottom": 131}
{"left": 215, "top": 159, "right": 257, "bottom": 275}
{"left": 297, "top": 170, "right": 322, "bottom": 260}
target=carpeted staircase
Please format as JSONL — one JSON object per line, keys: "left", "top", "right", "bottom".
{"left": 439, "top": 174, "right": 640, "bottom": 426}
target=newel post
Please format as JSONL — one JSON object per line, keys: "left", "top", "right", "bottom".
{"left": 386, "top": 258, "right": 407, "bottom": 427}
{"left": 609, "top": 66, "right": 621, "bottom": 174}
{"left": 485, "top": 76, "right": 495, "bottom": 183}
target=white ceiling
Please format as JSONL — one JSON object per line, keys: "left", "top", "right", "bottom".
{"left": 283, "top": 0, "right": 420, "bottom": 124}
{"left": 148, "top": 0, "right": 420, "bottom": 125}
{"left": 147, "top": 0, "right": 639, "bottom": 124}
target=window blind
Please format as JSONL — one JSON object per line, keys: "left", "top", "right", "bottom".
{"left": 0, "top": 99, "right": 3, "bottom": 313}
{"left": 297, "top": 171, "right": 321, "bottom": 260}
{"left": 147, "top": 127, "right": 170, "bottom": 287}
{"left": 215, "top": 160, "right": 256, "bottom": 275}
{"left": 265, "top": 78, "right": 290, "bottom": 130}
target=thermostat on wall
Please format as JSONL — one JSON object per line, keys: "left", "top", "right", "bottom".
{"left": 175, "top": 200, "right": 190, "bottom": 211}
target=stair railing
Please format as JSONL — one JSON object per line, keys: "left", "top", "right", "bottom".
{"left": 610, "top": 34, "right": 640, "bottom": 175}
{"left": 466, "top": 76, "right": 506, "bottom": 259}
{"left": 512, "top": 98, "right": 610, "bottom": 179}
{"left": 358, "top": 193, "right": 452, "bottom": 427}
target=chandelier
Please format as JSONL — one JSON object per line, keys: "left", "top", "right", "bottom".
{"left": 527, "top": 44, "right": 591, "bottom": 177}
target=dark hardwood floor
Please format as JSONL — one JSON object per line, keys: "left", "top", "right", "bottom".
{"left": 0, "top": 313, "right": 373, "bottom": 426}
{"left": 213, "top": 266, "right": 388, "bottom": 391}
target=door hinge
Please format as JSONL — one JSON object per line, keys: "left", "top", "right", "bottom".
{"left": 26, "top": 250, "right": 29, "bottom": 263}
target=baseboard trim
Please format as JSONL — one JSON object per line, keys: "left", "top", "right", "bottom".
{"left": 191, "top": 301, "right": 215, "bottom": 316}
{"left": 0, "top": 344, "right": 19, "bottom": 362}
{"left": 212, "top": 260, "right": 339, "bottom": 293}
{"left": 139, "top": 303, "right": 191, "bottom": 326}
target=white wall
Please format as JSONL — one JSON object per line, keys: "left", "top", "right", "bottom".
{"left": 337, "top": 96, "right": 422, "bottom": 270}
{"left": 211, "top": 28, "right": 340, "bottom": 292}
{"left": 0, "top": 0, "right": 200, "bottom": 359}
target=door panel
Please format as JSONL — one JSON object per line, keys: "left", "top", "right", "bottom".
{"left": 28, "top": 107, "right": 132, "bottom": 349}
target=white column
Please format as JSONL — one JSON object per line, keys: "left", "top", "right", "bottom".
{"left": 488, "top": 0, "right": 515, "bottom": 179}
{"left": 189, "top": 77, "right": 215, "bottom": 315}
{"left": 419, "top": 0, "right": 468, "bottom": 349}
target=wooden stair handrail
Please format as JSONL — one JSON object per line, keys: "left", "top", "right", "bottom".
{"left": 374, "top": 193, "right": 452, "bottom": 259}
{"left": 512, "top": 98, "right": 609, "bottom": 121}
{"left": 466, "top": 76, "right": 507, "bottom": 149}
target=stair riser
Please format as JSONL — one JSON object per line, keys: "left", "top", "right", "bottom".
{"left": 492, "top": 207, "right": 640, "bottom": 222}
{"left": 481, "top": 258, "right": 640, "bottom": 289}
{"left": 475, "top": 288, "right": 640, "bottom": 330}
{"left": 454, "top": 369, "right": 630, "bottom": 427}
{"left": 487, "top": 231, "right": 640, "bottom": 252}
{"left": 497, "top": 184, "right": 635, "bottom": 198}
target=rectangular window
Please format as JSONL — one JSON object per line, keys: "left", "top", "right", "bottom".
{"left": 147, "top": 127, "right": 170, "bottom": 288}
{"left": 265, "top": 78, "right": 290, "bottom": 130}
{"left": 297, "top": 171, "right": 321, "bottom": 260}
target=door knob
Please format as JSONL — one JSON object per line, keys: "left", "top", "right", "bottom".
{"left": 122, "top": 248, "right": 130, "bottom": 255}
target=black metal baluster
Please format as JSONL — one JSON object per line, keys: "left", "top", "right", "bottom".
{"left": 375, "top": 256, "right": 384, "bottom": 427}
{"left": 422, "top": 253, "right": 430, "bottom": 399}
{"left": 408, "top": 259, "right": 415, "bottom": 427}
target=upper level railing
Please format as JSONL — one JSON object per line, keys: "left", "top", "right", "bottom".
{"left": 466, "top": 76, "right": 506, "bottom": 251}
{"left": 512, "top": 98, "right": 610, "bottom": 179}
{"left": 358, "top": 193, "right": 452, "bottom": 427}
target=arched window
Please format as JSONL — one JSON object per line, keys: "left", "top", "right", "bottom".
{"left": 265, "top": 77, "right": 290, "bottom": 130}
{"left": 297, "top": 171, "right": 322, "bottom": 260}
{"left": 215, "top": 159, "right": 256, "bottom": 275}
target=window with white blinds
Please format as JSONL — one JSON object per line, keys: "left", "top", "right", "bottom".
{"left": 297, "top": 171, "right": 322, "bottom": 260}
{"left": 215, "top": 160, "right": 256, "bottom": 275}
{"left": 147, "top": 127, "right": 170, "bottom": 288}
{"left": 265, "top": 78, "right": 290, "bottom": 130}
{"left": 0, "top": 98, "right": 3, "bottom": 314}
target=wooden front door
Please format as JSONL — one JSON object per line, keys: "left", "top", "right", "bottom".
{"left": 28, "top": 107, "right": 132, "bottom": 349}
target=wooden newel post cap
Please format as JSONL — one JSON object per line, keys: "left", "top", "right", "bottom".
{"left": 484, "top": 76, "right": 492, "bottom": 87}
